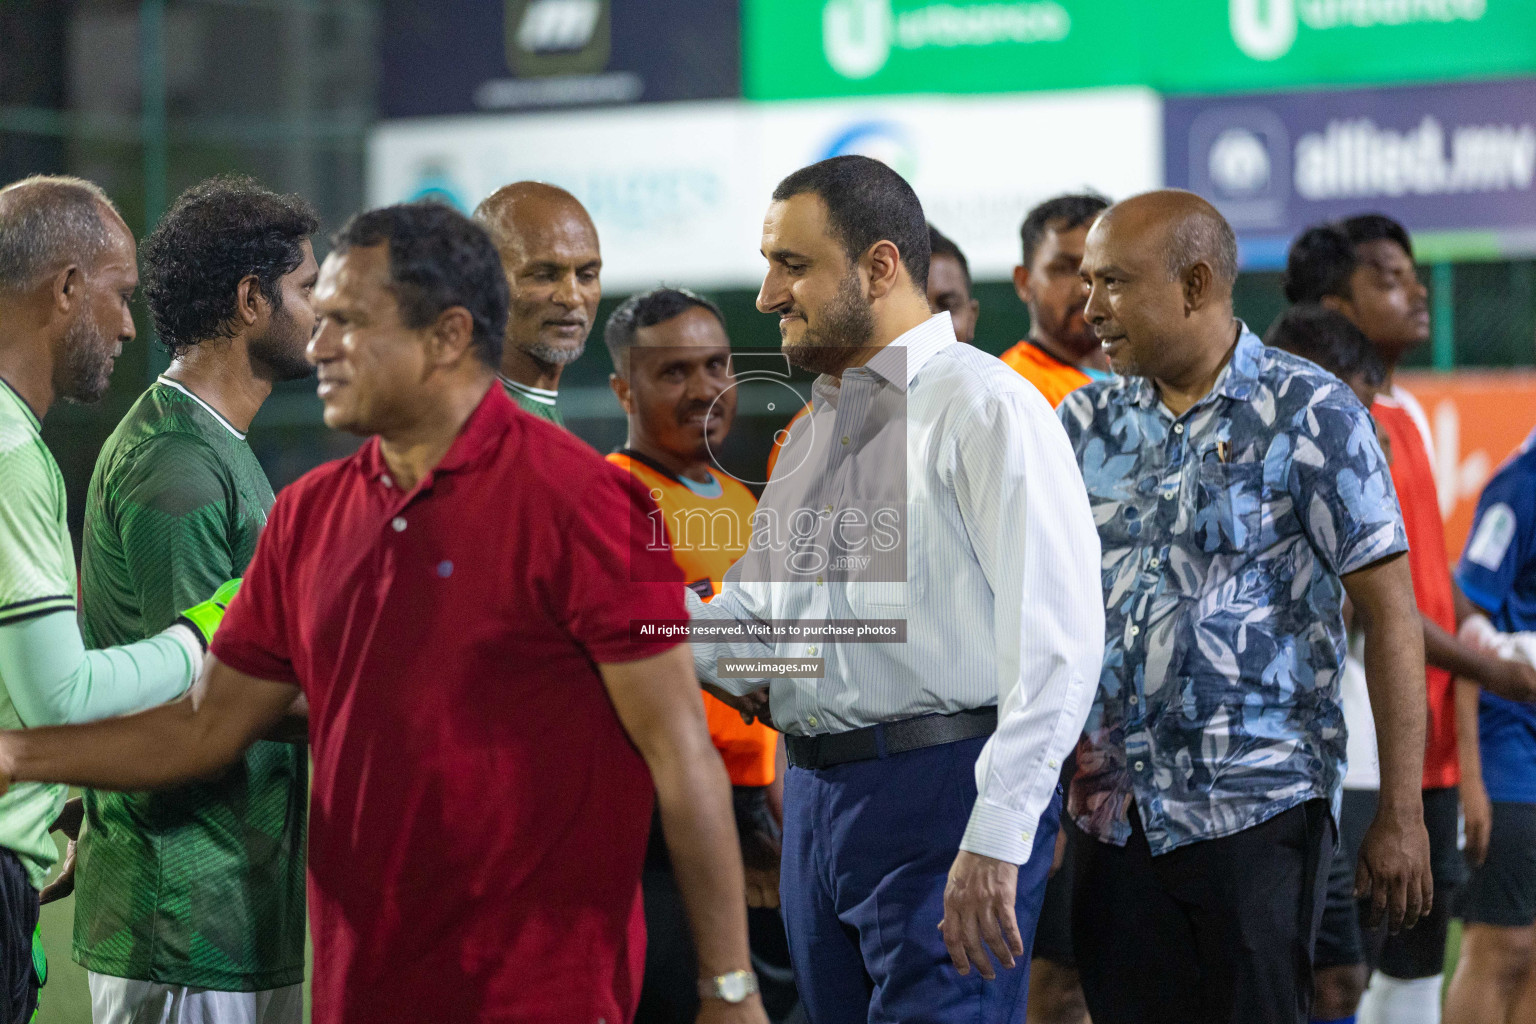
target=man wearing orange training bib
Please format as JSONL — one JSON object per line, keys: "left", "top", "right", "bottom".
{"left": 605, "top": 286, "right": 794, "bottom": 1022}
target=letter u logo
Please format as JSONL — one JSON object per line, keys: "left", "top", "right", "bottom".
{"left": 1230, "top": 0, "right": 1297, "bottom": 61}
{"left": 823, "top": 0, "right": 893, "bottom": 80}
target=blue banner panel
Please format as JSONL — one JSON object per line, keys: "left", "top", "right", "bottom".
{"left": 1165, "top": 78, "right": 1536, "bottom": 268}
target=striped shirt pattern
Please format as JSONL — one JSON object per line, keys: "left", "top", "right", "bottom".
{"left": 690, "top": 313, "right": 1105, "bottom": 865}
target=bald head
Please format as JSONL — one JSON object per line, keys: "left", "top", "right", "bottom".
{"left": 1101, "top": 190, "right": 1239, "bottom": 293}
{"left": 471, "top": 181, "right": 602, "bottom": 374}
{"left": 1080, "top": 189, "right": 1241, "bottom": 385}
{"left": 0, "top": 175, "right": 126, "bottom": 293}
{"left": 473, "top": 182, "right": 594, "bottom": 257}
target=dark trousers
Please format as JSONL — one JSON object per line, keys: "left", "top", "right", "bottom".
{"left": 1071, "top": 800, "right": 1333, "bottom": 1024}
{"left": 636, "top": 843, "right": 802, "bottom": 1023}
{"left": 0, "top": 849, "right": 39, "bottom": 1024}
{"left": 781, "top": 734, "right": 1060, "bottom": 1024}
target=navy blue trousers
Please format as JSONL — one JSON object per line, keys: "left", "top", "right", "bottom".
{"left": 781, "top": 733, "right": 1061, "bottom": 1024}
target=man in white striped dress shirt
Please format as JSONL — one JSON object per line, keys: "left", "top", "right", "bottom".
{"left": 687, "top": 155, "right": 1105, "bottom": 1023}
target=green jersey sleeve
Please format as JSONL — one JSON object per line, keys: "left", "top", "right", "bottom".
{"left": 0, "top": 428, "right": 75, "bottom": 625}
{"left": 112, "top": 432, "right": 237, "bottom": 633}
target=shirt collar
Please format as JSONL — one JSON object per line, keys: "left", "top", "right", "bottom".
{"left": 808, "top": 312, "right": 957, "bottom": 411}
{"left": 358, "top": 381, "right": 513, "bottom": 489}
{"left": 0, "top": 374, "right": 40, "bottom": 433}
{"left": 156, "top": 375, "right": 246, "bottom": 440}
{"left": 1214, "top": 323, "right": 1261, "bottom": 402}
{"left": 858, "top": 312, "right": 957, "bottom": 393}
{"left": 1127, "top": 321, "right": 1260, "bottom": 412}
{"left": 499, "top": 374, "right": 557, "bottom": 405}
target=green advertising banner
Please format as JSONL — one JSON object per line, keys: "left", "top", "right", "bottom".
{"left": 744, "top": 0, "right": 1536, "bottom": 100}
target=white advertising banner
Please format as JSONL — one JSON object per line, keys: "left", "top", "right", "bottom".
{"left": 369, "top": 89, "right": 1161, "bottom": 290}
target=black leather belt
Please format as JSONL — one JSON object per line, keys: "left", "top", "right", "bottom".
{"left": 785, "top": 706, "right": 998, "bottom": 770}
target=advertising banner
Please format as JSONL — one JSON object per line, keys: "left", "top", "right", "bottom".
{"left": 744, "top": 0, "right": 1536, "bottom": 100}
{"left": 751, "top": 90, "right": 1161, "bottom": 282}
{"left": 744, "top": 0, "right": 1143, "bottom": 99}
{"left": 1164, "top": 78, "right": 1536, "bottom": 268}
{"left": 1398, "top": 371, "right": 1536, "bottom": 558}
{"left": 369, "top": 89, "right": 1161, "bottom": 289}
{"left": 378, "top": 0, "right": 738, "bottom": 116}
{"left": 1159, "top": 0, "right": 1536, "bottom": 96}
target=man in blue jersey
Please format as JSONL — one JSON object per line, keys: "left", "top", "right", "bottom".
{"left": 1444, "top": 428, "right": 1536, "bottom": 1024}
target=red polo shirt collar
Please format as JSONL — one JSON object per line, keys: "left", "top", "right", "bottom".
{"left": 355, "top": 378, "right": 513, "bottom": 495}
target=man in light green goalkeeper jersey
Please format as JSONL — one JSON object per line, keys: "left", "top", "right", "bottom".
{"left": 473, "top": 181, "right": 604, "bottom": 427}
{"left": 68, "top": 177, "right": 317, "bottom": 1024}
{"left": 0, "top": 176, "right": 232, "bottom": 1024}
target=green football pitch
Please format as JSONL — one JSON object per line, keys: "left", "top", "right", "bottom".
{"left": 30, "top": 827, "right": 1461, "bottom": 1024}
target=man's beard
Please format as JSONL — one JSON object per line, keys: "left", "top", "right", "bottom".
{"left": 525, "top": 339, "right": 585, "bottom": 368}
{"left": 1044, "top": 302, "right": 1098, "bottom": 355}
{"left": 783, "top": 270, "right": 875, "bottom": 377}
{"left": 247, "top": 302, "right": 314, "bottom": 383}
{"left": 55, "top": 315, "right": 114, "bottom": 404}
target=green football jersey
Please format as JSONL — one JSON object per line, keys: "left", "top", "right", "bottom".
{"left": 75, "top": 376, "right": 307, "bottom": 991}
{"left": 0, "top": 377, "right": 73, "bottom": 889}
{"left": 499, "top": 374, "right": 563, "bottom": 426}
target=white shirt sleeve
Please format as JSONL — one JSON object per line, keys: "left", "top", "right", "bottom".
{"left": 949, "top": 388, "right": 1104, "bottom": 864}
{"left": 685, "top": 566, "right": 777, "bottom": 695}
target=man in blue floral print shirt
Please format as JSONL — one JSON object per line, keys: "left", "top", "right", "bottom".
{"left": 1056, "top": 191, "right": 1433, "bottom": 1024}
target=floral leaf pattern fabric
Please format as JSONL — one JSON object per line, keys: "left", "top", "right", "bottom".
{"left": 1057, "top": 329, "right": 1407, "bottom": 854}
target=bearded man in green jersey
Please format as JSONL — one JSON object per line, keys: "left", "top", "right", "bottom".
{"left": 472, "top": 182, "right": 602, "bottom": 426}
{"left": 70, "top": 177, "right": 317, "bottom": 1024}
{"left": 0, "top": 176, "right": 229, "bottom": 1024}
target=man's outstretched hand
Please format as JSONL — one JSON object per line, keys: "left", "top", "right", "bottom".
{"left": 1356, "top": 800, "right": 1433, "bottom": 932}
{"left": 40, "top": 795, "right": 84, "bottom": 905}
{"left": 939, "top": 850, "right": 1023, "bottom": 981}
{"left": 702, "top": 684, "right": 773, "bottom": 728}
{"left": 0, "top": 735, "right": 13, "bottom": 801}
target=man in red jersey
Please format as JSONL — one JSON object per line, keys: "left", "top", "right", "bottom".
{"left": 0, "top": 203, "right": 767, "bottom": 1024}
{"left": 1285, "top": 217, "right": 1536, "bottom": 1024}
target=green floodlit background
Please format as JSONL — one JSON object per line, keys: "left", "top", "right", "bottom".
{"left": 2, "top": 1, "right": 1535, "bottom": 1020}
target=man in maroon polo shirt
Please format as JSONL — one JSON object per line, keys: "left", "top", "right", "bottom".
{"left": 0, "top": 203, "right": 767, "bottom": 1024}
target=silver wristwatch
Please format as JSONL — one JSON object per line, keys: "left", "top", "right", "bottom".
{"left": 698, "top": 969, "right": 758, "bottom": 1003}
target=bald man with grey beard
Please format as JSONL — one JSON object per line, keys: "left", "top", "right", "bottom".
{"left": 472, "top": 182, "right": 602, "bottom": 426}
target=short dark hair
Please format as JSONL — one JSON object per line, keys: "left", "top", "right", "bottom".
{"left": 927, "top": 224, "right": 970, "bottom": 287}
{"left": 0, "top": 175, "right": 119, "bottom": 292}
{"left": 1283, "top": 224, "right": 1356, "bottom": 304}
{"left": 1019, "top": 193, "right": 1109, "bottom": 268}
{"left": 1265, "top": 305, "right": 1386, "bottom": 390}
{"left": 605, "top": 286, "right": 725, "bottom": 374}
{"left": 141, "top": 176, "right": 319, "bottom": 356}
{"left": 332, "top": 202, "right": 509, "bottom": 368}
{"left": 1285, "top": 215, "right": 1416, "bottom": 306}
{"left": 772, "top": 155, "right": 930, "bottom": 289}
{"left": 1342, "top": 213, "right": 1414, "bottom": 261}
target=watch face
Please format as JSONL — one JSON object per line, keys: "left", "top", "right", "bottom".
{"left": 719, "top": 973, "right": 749, "bottom": 1002}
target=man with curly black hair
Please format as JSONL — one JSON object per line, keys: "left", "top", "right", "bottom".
{"left": 70, "top": 175, "right": 318, "bottom": 1024}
